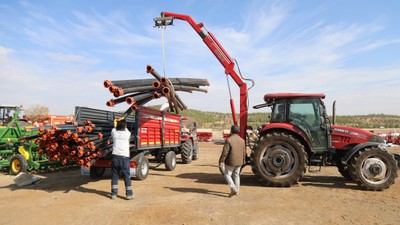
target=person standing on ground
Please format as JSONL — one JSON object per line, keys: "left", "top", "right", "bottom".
{"left": 219, "top": 125, "right": 246, "bottom": 197}
{"left": 111, "top": 118, "right": 133, "bottom": 200}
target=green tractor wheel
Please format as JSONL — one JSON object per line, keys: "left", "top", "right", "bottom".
{"left": 10, "top": 154, "right": 28, "bottom": 175}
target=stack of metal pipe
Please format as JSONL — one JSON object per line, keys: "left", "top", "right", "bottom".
{"left": 103, "top": 65, "right": 209, "bottom": 118}
{"left": 33, "top": 121, "right": 117, "bottom": 167}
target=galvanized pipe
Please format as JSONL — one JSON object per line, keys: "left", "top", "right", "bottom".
{"left": 104, "top": 78, "right": 155, "bottom": 88}
{"left": 146, "top": 65, "right": 162, "bottom": 81}
{"left": 125, "top": 91, "right": 155, "bottom": 105}
{"left": 114, "top": 84, "right": 160, "bottom": 97}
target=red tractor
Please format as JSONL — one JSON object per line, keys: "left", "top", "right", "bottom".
{"left": 153, "top": 12, "right": 399, "bottom": 190}
{"left": 251, "top": 93, "right": 398, "bottom": 190}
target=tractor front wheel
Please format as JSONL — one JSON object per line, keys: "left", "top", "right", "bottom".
{"left": 192, "top": 141, "right": 199, "bottom": 160}
{"left": 10, "top": 154, "right": 28, "bottom": 175}
{"left": 349, "top": 147, "right": 398, "bottom": 191}
{"left": 181, "top": 139, "right": 193, "bottom": 164}
{"left": 250, "top": 132, "right": 308, "bottom": 187}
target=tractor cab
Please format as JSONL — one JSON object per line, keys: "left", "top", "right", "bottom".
{"left": 259, "top": 93, "right": 332, "bottom": 154}
{"left": 0, "top": 105, "right": 20, "bottom": 126}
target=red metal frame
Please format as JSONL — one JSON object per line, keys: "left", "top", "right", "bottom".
{"left": 137, "top": 106, "right": 181, "bottom": 148}
{"left": 160, "top": 12, "right": 248, "bottom": 139}
{"left": 264, "top": 93, "right": 325, "bottom": 102}
{"left": 92, "top": 159, "right": 138, "bottom": 168}
{"left": 196, "top": 129, "right": 213, "bottom": 142}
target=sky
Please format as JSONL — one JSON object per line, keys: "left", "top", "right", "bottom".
{"left": 1, "top": 0, "right": 400, "bottom": 117}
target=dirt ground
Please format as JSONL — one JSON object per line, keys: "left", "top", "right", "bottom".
{"left": 0, "top": 142, "right": 399, "bottom": 225}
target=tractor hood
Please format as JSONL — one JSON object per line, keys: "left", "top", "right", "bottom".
{"left": 331, "top": 125, "right": 384, "bottom": 149}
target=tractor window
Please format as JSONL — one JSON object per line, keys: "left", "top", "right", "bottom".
{"left": 289, "top": 98, "right": 321, "bottom": 127}
{"left": 289, "top": 98, "right": 328, "bottom": 152}
{"left": 0, "top": 108, "right": 13, "bottom": 126}
{"left": 271, "top": 101, "right": 285, "bottom": 122}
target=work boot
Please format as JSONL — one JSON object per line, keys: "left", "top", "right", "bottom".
{"left": 228, "top": 191, "right": 238, "bottom": 197}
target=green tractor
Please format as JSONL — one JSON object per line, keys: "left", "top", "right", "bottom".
{"left": 0, "top": 105, "right": 58, "bottom": 175}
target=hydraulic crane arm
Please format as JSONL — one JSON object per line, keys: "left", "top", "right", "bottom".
{"left": 154, "top": 12, "right": 249, "bottom": 139}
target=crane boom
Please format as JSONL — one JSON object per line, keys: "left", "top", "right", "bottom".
{"left": 154, "top": 12, "right": 249, "bottom": 139}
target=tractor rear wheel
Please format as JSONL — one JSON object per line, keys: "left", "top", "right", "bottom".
{"left": 250, "top": 132, "right": 308, "bottom": 187}
{"left": 165, "top": 151, "right": 176, "bottom": 171}
{"left": 348, "top": 147, "right": 398, "bottom": 191}
{"left": 181, "top": 139, "right": 193, "bottom": 164}
{"left": 10, "top": 154, "right": 28, "bottom": 175}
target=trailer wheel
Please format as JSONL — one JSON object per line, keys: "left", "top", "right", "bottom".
{"left": 90, "top": 167, "right": 106, "bottom": 179}
{"left": 133, "top": 154, "right": 149, "bottom": 180}
{"left": 181, "top": 139, "right": 193, "bottom": 164}
{"left": 165, "top": 151, "right": 176, "bottom": 171}
{"left": 250, "top": 132, "right": 308, "bottom": 187}
{"left": 349, "top": 147, "right": 398, "bottom": 191}
{"left": 10, "top": 154, "right": 28, "bottom": 175}
{"left": 192, "top": 141, "right": 199, "bottom": 160}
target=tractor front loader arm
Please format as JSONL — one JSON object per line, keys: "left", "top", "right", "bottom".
{"left": 154, "top": 12, "right": 250, "bottom": 139}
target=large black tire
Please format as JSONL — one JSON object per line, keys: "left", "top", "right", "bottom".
{"left": 165, "top": 151, "right": 176, "bottom": 171}
{"left": 336, "top": 152, "right": 353, "bottom": 180}
{"left": 250, "top": 132, "right": 308, "bottom": 187}
{"left": 10, "top": 154, "right": 28, "bottom": 175}
{"left": 337, "top": 161, "right": 353, "bottom": 181}
{"left": 133, "top": 154, "right": 149, "bottom": 180}
{"left": 181, "top": 139, "right": 193, "bottom": 164}
{"left": 90, "top": 167, "right": 106, "bottom": 179}
{"left": 348, "top": 147, "right": 398, "bottom": 191}
{"left": 192, "top": 141, "right": 199, "bottom": 160}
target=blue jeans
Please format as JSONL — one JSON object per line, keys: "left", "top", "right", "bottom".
{"left": 222, "top": 164, "right": 241, "bottom": 193}
{"left": 111, "top": 155, "right": 133, "bottom": 196}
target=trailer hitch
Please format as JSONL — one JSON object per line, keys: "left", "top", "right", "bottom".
{"left": 153, "top": 15, "right": 174, "bottom": 27}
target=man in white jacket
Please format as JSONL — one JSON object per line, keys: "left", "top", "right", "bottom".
{"left": 111, "top": 119, "right": 133, "bottom": 200}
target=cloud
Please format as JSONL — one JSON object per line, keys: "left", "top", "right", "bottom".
{"left": 46, "top": 52, "right": 99, "bottom": 65}
{"left": 355, "top": 38, "right": 400, "bottom": 53}
{"left": 0, "top": 46, "right": 13, "bottom": 58}
{"left": 69, "top": 11, "right": 156, "bottom": 46}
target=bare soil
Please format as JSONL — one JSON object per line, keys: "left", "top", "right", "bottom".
{"left": 0, "top": 142, "right": 399, "bottom": 225}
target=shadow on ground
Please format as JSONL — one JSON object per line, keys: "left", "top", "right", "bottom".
{"left": 0, "top": 167, "right": 111, "bottom": 198}
{"left": 164, "top": 186, "right": 227, "bottom": 197}
{"left": 301, "top": 174, "right": 360, "bottom": 190}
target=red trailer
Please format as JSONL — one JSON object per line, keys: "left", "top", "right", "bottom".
{"left": 76, "top": 106, "right": 198, "bottom": 180}
{"left": 196, "top": 129, "right": 213, "bottom": 142}
{"left": 388, "top": 132, "right": 400, "bottom": 145}
{"left": 222, "top": 129, "right": 230, "bottom": 140}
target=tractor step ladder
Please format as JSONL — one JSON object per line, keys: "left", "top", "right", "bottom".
{"left": 308, "top": 159, "right": 322, "bottom": 173}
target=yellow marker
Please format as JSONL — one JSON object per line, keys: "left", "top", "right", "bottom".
{"left": 18, "top": 146, "right": 30, "bottom": 160}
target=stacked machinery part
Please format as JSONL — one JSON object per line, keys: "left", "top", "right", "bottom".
{"left": 0, "top": 105, "right": 62, "bottom": 175}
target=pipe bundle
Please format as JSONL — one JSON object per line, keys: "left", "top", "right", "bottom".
{"left": 103, "top": 65, "right": 209, "bottom": 118}
{"left": 33, "top": 121, "right": 117, "bottom": 167}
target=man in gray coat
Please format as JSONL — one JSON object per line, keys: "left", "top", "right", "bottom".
{"left": 219, "top": 125, "right": 246, "bottom": 197}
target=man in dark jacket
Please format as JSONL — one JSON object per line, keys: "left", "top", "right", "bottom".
{"left": 219, "top": 125, "right": 246, "bottom": 197}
